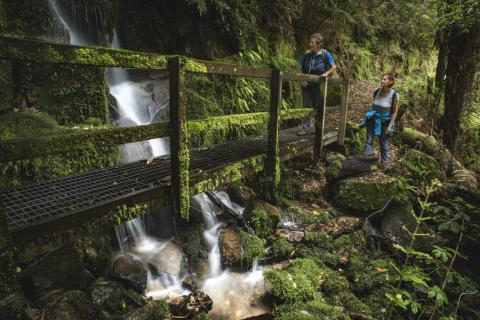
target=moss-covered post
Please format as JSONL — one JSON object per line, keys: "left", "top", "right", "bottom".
{"left": 265, "top": 69, "right": 283, "bottom": 203}
{"left": 338, "top": 79, "right": 350, "bottom": 145}
{"left": 314, "top": 77, "right": 328, "bottom": 158}
{"left": 169, "top": 56, "right": 190, "bottom": 222}
{"left": 0, "top": 201, "right": 24, "bottom": 318}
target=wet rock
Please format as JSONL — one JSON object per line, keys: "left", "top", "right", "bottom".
{"left": 148, "top": 241, "right": 185, "bottom": 275}
{"left": 77, "top": 236, "right": 112, "bottom": 277}
{"left": 318, "top": 216, "right": 362, "bottom": 236}
{"left": 381, "top": 201, "right": 417, "bottom": 247}
{"left": 90, "top": 279, "right": 126, "bottom": 314}
{"left": 0, "top": 292, "right": 25, "bottom": 320}
{"left": 220, "top": 227, "right": 242, "bottom": 266}
{"left": 171, "top": 291, "right": 213, "bottom": 317}
{"left": 228, "top": 181, "right": 256, "bottom": 206}
{"left": 282, "top": 229, "right": 304, "bottom": 243}
{"left": 20, "top": 243, "right": 92, "bottom": 299}
{"left": 124, "top": 299, "right": 170, "bottom": 320}
{"left": 333, "top": 173, "right": 397, "bottom": 213}
{"left": 111, "top": 254, "right": 147, "bottom": 293}
{"left": 45, "top": 290, "right": 96, "bottom": 320}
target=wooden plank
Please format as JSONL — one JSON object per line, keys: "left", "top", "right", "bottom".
{"left": 265, "top": 70, "right": 282, "bottom": 202}
{"left": 0, "top": 35, "right": 170, "bottom": 69}
{"left": 338, "top": 80, "right": 350, "bottom": 145}
{"left": 169, "top": 56, "right": 190, "bottom": 221}
{"left": 314, "top": 78, "right": 328, "bottom": 158}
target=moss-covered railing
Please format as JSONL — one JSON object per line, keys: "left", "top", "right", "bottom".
{"left": 0, "top": 34, "right": 349, "bottom": 225}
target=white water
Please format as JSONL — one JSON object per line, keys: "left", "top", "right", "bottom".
{"left": 47, "top": 0, "right": 169, "bottom": 163}
{"left": 194, "top": 192, "right": 268, "bottom": 319}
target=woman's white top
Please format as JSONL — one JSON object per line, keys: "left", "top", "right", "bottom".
{"left": 373, "top": 88, "right": 399, "bottom": 110}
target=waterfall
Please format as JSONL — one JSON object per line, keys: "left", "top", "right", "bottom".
{"left": 47, "top": 0, "right": 170, "bottom": 164}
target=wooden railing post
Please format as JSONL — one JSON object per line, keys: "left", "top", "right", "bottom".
{"left": 314, "top": 77, "right": 328, "bottom": 158}
{"left": 265, "top": 69, "right": 283, "bottom": 203}
{"left": 338, "top": 79, "right": 350, "bottom": 145}
{"left": 169, "top": 56, "right": 190, "bottom": 222}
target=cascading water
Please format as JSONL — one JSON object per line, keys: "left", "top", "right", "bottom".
{"left": 47, "top": 0, "right": 169, "bottom": 164}
{"left": 194, "top": 192, "right": 268, "bottom": 319}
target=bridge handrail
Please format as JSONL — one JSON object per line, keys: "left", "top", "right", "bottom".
{"left": 0, "top": 34, "right": 342, "bottom": 84}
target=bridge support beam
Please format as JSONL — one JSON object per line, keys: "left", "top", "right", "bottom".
{"left": 314, "top": 77, "right": 328, "bottom": 158}
{"left": 265, "top": 69, "right": 283, "bottom": 203}
{"left": 338, "top": 79, "right": 350, "bottom": 145}
{"left": 169, "top": 56, "right": 190, "bottom": 222}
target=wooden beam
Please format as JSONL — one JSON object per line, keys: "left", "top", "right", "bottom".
{"left": 169, "top": 56, "right": 190, "bottom": 221}
{"left": 314, "top": 78, "right": 328, "bottom": 158}
{"left": 265, "top": 69, "right": 282, "bottom": 203}
{"left": 0, "top": 123, "right": 168, "bottom": 162}
{"left": 0, "top": 35, "right": 170, "bottom": 69}
{"left": 338, "top": 80, "right": 350, "bottom": 145}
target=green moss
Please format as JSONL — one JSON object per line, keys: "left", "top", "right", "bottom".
{"left": 401, "top": 149, "right": 444, "bottom": 182}
{"left": 349, "top": 257, "right": 395, "bottom": 292}
{"left": 326, "top": 291, "right": 372, "bottom": 315}
{"left": 304, "top": 231, "right": 334, "bottom": 251}
{"left": 112, "top": 204, "right": 149, "bottom": 225}
{"left": 270, "top": 238, "right": 294, "bottom": 260}
{"left": 239, "top": 230, "right": 265, "bottom": 265}
{"left": 73, "top": 48, "right": 116, "bottom": 65}
{"left": 0, "top": 110, "right": 58, "bottom": 140}
{"left": 178, "top": 220, "right": 208, "bottom": 265}
{"left": 265, "top": 258, "right": 324, "bottom": 304}
{"left": 321, "top": 268, "right": 350, "bottom": 296}
{"left": 333, "top": 175, "right": 397, "bottom": 212}
{"left": 192, "top": 155, "right": 264, "bottom": 194}
{"left": 185, "top": 59, "right": 208, "bottom": 73}
{"left": 275, "top": 298, "right": 347, "bottom": 320}
{"left": 265, "top": 269, "right": 316, "bottom": 304}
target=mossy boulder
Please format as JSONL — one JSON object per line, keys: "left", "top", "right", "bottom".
{"left": 264, "top": 258, "right": 321, "bottom": 304}
{"left": 333, "top": 173, "right": 397, "bottom": 213}
{"left": 400, "top": 149, "right": 444, "bottom": 182}
{"left": 401, "top": 127, "right": 441, "bottom": 155}
{"left": 275, "top": 299, "right": 345, "bottom": 320}
{"left": 124, "top": 300, "right": 170, "bottom": 320}
{"left": 270, "top": 238, "right": 295, "bottom": 260}
{"left": 45, "top": 290, "right": 97, "bottom": 320}
{"left": 220, "top": 228, "right": 265, "bottom": 268}
{"left": 177, "top": 217, "right": 208, "bottom": 266}
{"left": 110, "top": 254, "right": 148, "bottom": 294}
{"left": 245, "top": 201, "right": 280, "bottom": 238}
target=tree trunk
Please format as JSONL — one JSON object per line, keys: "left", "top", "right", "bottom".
{"left": 438, "top": 20, "right": 480, "bottom": 151}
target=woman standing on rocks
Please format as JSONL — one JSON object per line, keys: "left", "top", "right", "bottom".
{"left": 360, "top": 73, "right": 399, "bottom": 167}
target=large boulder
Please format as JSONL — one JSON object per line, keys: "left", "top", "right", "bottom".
{"left": 333, "top": 173, "right": 397, "bottom": 213}
{"left": 148, "top": 241, "right": 185, "bottom": 275}
{"left": 381, "top": 201, "right": 417, "bottom": 247}
{"left": 110, "top": 254, "right": 148, "bottom": 293}
{"left": 89, "top": 279, "right": 126, "bottom": 314}
{"left": 325, "top": 155, "right": 378, "bottom": 181}
{"left": 45, "top": 290, "right": 96, "bottom": 320}
{"left": 20, "top": 244, "right": 92, "bottom": 299}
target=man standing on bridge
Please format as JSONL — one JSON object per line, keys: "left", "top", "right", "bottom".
{"left": 298, "top": 33, "right": 336, "bottom": 135}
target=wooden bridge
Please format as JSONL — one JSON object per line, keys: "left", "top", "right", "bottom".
{"left": 0, "top": 35, "right": 349, "bottom": 244}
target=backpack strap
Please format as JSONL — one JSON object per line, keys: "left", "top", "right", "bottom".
{"left": 373, "top": 88, "right": 381, "bottom": 99}
{"left": 391, "top": 90, "right": 397, "bottom": 107}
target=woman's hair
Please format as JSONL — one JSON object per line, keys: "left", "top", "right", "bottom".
{"left": 382, "top": 73, "right": 396, "bottom": 87}
{"left": 310, "top": 33, "right": 323, "bottom": 46}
